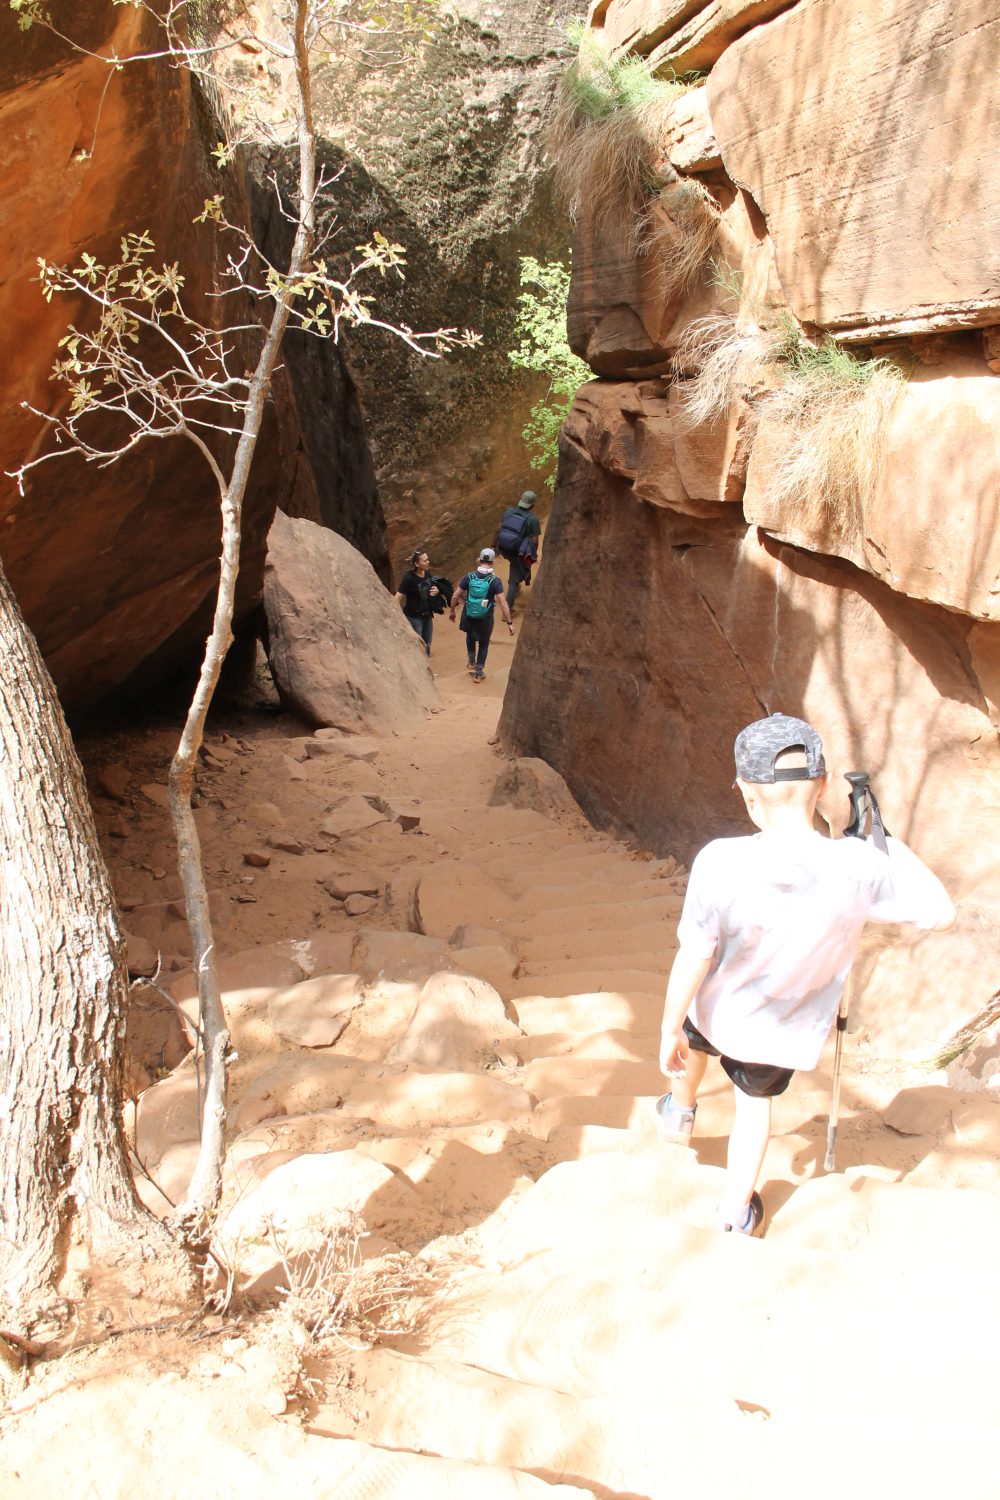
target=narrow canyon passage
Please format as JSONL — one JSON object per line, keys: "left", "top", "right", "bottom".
{"left": 6, "top": 628, "right": 1000, "bottom": 1498}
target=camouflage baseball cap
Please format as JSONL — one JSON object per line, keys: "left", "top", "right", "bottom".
{"left": 734, "top": 713, "right": 827, "bottom": 783}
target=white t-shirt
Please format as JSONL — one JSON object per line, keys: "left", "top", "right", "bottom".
{"left": 678, "top": 831, "right": 953, "bottom": 1071}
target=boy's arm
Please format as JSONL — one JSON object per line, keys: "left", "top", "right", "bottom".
{"left": 871, "top": 837, "right": 956, "bottom": 930}
{"left": 659, "top": 947, "right": 715, "bottom": 1075}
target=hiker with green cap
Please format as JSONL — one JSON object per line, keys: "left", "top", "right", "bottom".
{"left": 495, "top": 490, "right": 541, "bottom": 613}
{"left": 656, "top": 712, "right": 955, "bottom": 1237}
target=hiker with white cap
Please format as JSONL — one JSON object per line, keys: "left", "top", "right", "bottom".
{"left": 449, "top": 547, "right": 514, "bottom": 683}
{"left": 495, "top": 490, "right": 541, "bottom": 613}
{"left": 656, "top": 712, "right": 955, "bottom": 1237}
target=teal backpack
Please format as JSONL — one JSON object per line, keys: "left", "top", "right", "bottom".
{"left": 465, "top": 572, "right": 495, "bottom": 620}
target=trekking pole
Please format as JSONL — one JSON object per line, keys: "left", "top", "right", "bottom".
{"left": 824, "top": 771, "right": 890, "bottom": 1171}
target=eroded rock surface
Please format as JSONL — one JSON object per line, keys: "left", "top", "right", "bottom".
{"left": 708, "top": 0, "right": 1000, "bottom": 338}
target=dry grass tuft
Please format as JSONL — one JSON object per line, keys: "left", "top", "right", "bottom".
{"left": 673, "top": 305, "right": 906, "bottom": 517}
{"left": 547, "top": 29, "right": 690, "bottom": 229}
{"left": 269, "top": 1214, "right": 438, "bottom": 1348}
{"left": 641, "top": 175, "right": 721, "bottom": 297}
{"left": 671, "top": 311, "right": 783, "bottom": 426}
{"left": 763, "top": 355, "right": 905, "bottom": 519}
{"left": 908, "top": 991, "right": 1000, "bottom": 1073}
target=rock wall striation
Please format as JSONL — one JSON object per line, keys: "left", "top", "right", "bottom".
{"left": 501, "top": 0, "right": 1000, "bottom": 1058}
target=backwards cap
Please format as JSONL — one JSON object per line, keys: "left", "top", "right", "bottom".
{"left": 734, "top": 712, "right": 826, "bottom": 783}
{"left": 479, "top": 547, "right": 496, "bottom": 563}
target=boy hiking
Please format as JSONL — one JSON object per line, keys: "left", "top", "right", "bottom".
{"left": 657, "top": 713, "right": 954, "bottom": 1237}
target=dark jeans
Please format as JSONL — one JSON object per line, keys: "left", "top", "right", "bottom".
{"left": 506, "top": 554, "right": 531, "bottom": 612}
{"left": 405, "top": 613, "right": 433, "bottom": 655}
{"left": 464, "top": 615, "right": 494, "bottom": 670}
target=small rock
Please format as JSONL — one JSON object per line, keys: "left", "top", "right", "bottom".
{"left": 125, "top": 930, "right": 159, "bottom": 979}
{"left": 313, "top": 730, "right": 380, "bottom": 762}
{"left": 883, "top": 1086, "right": 953, "bottom": 1137}
{"left": 489, "top": 758, "right": 582, "bottom": 823}
{"left": 268, "top": 973, "right": 363, "bottom": 1047}
{"left": 320, "top": 795, "right": 387, "bottom": 840}
{"left": 344, "top": 893, "right": 377, "bottom": 917}
{"left": 141, "top": 783, "right": 171, "bottom": 810}
{"left": 106, "top": 817, "right": 130, "bottom": 840}
{"left": 267, "top": 833, "right": 306, "bottom": 855}
{"left": 261, "top": 1388, "right": 287, "bottom": 1417}
{"left": 96, "top": 763, "right": 132, "bottom": 801}
{"left": 247, "top": 800, "right": 283, "bottom": 827}
{"left": 322, "top": 869, "right": 383, "bottom": 900}
{"left": 235, "top": 893, "right": 259, "bottom": 904}
{"left": 243, "top": 849, "right": 272, "bottom": 868}
{"left": 367, "top": 795, "right": 421, "bottom": 831}
{"left": 201, "top": 742, "right": 237, "bottom": 764}
{"left": 283, "top": 757, "right": 309, "bottom": 782}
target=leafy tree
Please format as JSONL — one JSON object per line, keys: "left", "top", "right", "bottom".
{"left": 508, "top": 257, "right": 590, "bottom": 490}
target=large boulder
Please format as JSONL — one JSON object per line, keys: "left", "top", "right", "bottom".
{"left": 262, "top": 511, "right": 440, "bottom": 732}
{"left": 708, "top": 0, "right": 1000, "bottom": 339}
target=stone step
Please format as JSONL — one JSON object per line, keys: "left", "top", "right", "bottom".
{"left": 508, "top": 882, "right": 680, "bottom": 921}
{"left": 311, "top": 1345, "right": 769, "bottom": 1497}
{"left": 516, "top": 920, "right": 676, "bottom": 964}
{"left": 509, "top": 963, "right": 667, "bottom": 998}
{"left": 422, "top": 1153, "right": 1000, "bottom": 1431}
{"left": 488, "top": 848, "right": 655, "bottom": 889}
{"left": 510, "top": 990, "right": 665, "bottom": 1035}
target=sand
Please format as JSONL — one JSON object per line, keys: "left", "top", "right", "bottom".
{"left": 3, "top": 619, "right": 1000, "bottom": 1498}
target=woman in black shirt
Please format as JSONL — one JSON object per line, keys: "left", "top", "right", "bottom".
{"left": 394, "top": 548, "right": 439, "bottom": 656}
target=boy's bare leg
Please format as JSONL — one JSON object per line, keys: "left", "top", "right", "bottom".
{"left": 669, "top": 1047, "right": 708, "bottom": 1111}
{"left": 720, "top": 1088, "right": 771, "bottom": 1223}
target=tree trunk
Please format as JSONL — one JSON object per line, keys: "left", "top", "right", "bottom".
{"left": 0, "top": 561, "right": 191, "bottom": 1326}
{"left": 171, "top": 0, "right": 319, "bottom": 1230}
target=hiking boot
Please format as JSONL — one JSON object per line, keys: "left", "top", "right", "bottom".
{"left": 654, "top": 1092, "right": 696, "bottom": 1143}
{"left": 721, "top": 1191, "right": 765, "bottom": 1238}
{"left": 473, "top": 669, "right": 485, "bottom": 682}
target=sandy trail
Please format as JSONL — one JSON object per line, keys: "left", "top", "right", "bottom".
{"left": 4, "top": 622, "right": 1000, "bottom": 1498}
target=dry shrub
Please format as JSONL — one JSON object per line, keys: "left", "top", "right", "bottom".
{"left": 910, "top": 990, "right": 1000, "bottom": 1072}
{"left": 269, "top": 1213, "right": 437, "bottom": 1348}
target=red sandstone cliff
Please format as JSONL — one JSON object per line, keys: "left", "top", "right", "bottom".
{"left": 500, "top": 0, "right": 1000, "bottom": 1064}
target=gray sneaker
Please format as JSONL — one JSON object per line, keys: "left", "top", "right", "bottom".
{"left": 654, "top": 1092, "right": 697, "bottom": 1143}
{"left": 722, "top": 1191, "right": 766, "bottom": 1238}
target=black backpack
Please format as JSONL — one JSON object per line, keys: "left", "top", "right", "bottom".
{"left": 496, "top": 506, "right": 528, "bottom": 560}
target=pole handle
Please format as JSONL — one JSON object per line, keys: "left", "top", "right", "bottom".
{"left": 843, "top": 770, "right": 889, "bottom": 852}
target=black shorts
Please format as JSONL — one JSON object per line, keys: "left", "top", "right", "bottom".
{"left": 683, "top": 1018, "right": 794, "bottom": 1099}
